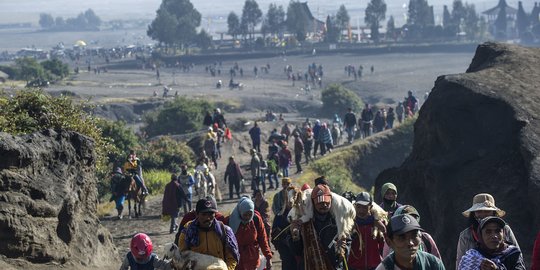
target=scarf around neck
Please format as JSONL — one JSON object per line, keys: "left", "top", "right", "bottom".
{"left": 229, "top": 197, "right": 255, "bottom": 233}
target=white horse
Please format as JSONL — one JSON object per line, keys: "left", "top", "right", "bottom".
{"left": 164, "top": 243, "right": 227, "bottom": 270}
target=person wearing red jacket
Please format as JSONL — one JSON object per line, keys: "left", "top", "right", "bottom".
{"left": 348, "top": 192, "right": 384, "bottom": 270}
{"left": 225, "top": 197, "right": 272, "bottom": 270}
{"left": 533, "top": 231, "right": 540, "bottom": 270}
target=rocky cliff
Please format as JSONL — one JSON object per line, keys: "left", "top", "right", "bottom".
{"left": 375, "top": 42, "right": 540, "bottom": 268}
{"left": 0, "top": 129, "right": 118, "bottom": 269}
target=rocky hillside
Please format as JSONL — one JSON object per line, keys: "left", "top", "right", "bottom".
{"left": 0, "top": 129, "right": 118, "bottom": 269}
{"left": 375, "top": 42, "right": 540, "bottom": 268}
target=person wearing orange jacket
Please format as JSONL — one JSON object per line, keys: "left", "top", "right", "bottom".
{"left": 225, "top": 197, "right": 273, "bottom": 270}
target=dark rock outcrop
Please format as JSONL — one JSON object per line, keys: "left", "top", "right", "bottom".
{"left": 0, "top": 129, "right": 118, "bottom": 268}
{"left": 375, "top": 42, "right": 540, "bottom": 268}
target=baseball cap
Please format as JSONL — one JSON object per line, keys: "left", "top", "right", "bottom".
{"left": 196, "top": 197, "right": 217, "bottom": 213}
{"left": 478, "top": 216, "right": 506, "bottom": 232}
{"left": 311, "top": 184, "right": 332, "bottom": 203}
{"left": 389, "top": 214, "right": 424, "bottom": 235}
{"left": 354, "top": 192, "right": 372, "bottom": 206}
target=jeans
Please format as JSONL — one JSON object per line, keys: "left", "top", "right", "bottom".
{"left": 228, "top": 179, "right": 240, "bottom": 199}
{"left": 268, "top": 173, "right": 278, "bottom": 188}
{"left": 281, "top": 166, "right": 289, "bottom": 177}
{"left": 345, "top": 126, "right": 355, "bottom": 143}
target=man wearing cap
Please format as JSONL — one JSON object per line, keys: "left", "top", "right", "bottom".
{"left": 349, "top": 192, "right": 385, "bottom": 270}
{"left": 290, "top": 184, "right": 352, "bottom": 270}
{"left": 458, "top": 217, "right": 524, "bottom": 270}
{"left": 177, "top": 198, "right": 239, "bottom": 270}
{"left": 376, "top": 214, "right": 445, "bottom": 270}
{"left": 456, "top": 193, "right": 519, "bottom": 269}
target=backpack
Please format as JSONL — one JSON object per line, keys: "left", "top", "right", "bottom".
{"left": 267, "top": 159, "right": 278, "bottom": 174}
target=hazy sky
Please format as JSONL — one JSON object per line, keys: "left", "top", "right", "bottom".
{"left": 0, "top": 0, "right": 533, "bottom": 29}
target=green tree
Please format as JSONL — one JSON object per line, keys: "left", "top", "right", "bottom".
{"left": 241, "top": 0, "right": 263, "bottom": 41}
{"left": 41, "top": 59, "right": 69, "bottom": 79}
{"left": 39, "top": 13, "right": 55, "bottom": 29}
{"left": 321, "top": 84, "right": 363, "bottom": 117}
{"left": 195, "top": 29, "right": 213, "bottom": 49}
{"left": 84, "top": 9, "right": 102, "bottom": 30}
{"left": 386, "top": 16, "right": 397, "bottom": 40}
{"left": 516, "top": 1, "right": 530, "bottom": 38}
{"left": 324, "top": 15, "right": 340, "bottom": 43}
{"left": 55, "top": 16, "right": 65, "bottom": 28}
{"left": 336, "top": 4, "right": 350, "bottom": 40}
{"left": 451, "top": 0, "right": 467, "bottom": 32}
{"left": 143, "top": 97, "right": 213, "bottom": 137}
{"left": 264, "top": 3, "right": 285, "bottom": 37}
{"left": 15, "top": 58, "right": 45, "bottom": 83}
{"left": 406, "top": 0, "right": 432, "bottom": 39}
{"left": 96, "top": 118, "right": 140, "bottom": 166}
{"left": 147, "top": 0, "right": 201, "bottom": 49}
{"left": 286, "top": 1, "right": 308, "bottom": 41}
{"left": 463, "top": 4, "right": 479, "bottom": 40}
{"left": 142, "top": 136, "right": 195, "bottom": 171}
{"left": 365, "top": 0, "right": 387, "bottom": 42}
{"left": 443, "top": 5, "right": 451, "bottom": 27}
{"left": 227, "top": 12, "right": 241, "bottom": 39}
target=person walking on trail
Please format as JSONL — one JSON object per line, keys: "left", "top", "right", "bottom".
{"left": 271, "top": 179, "right": 298, "bottom": 270}
{"left": 266, "top": 151, "right": 279, "bottom": 190}
{"left": 176, "top": 198, "right": 239, "bottom": 270}
{"left": 303, "top": 127, "right": 314, "bottom": 164}
{"left": 178, "top": 164, "right": 195, "bottom": 214}
{"left": 375, "top": 214, "right": 445, "bottom": 270}
{"left": 458, "top": 216, "right": 525, "bottom": 270}
{"left": 253, "top": 189, "right": 272, "bottom": 247}
{"left": 213, "top": 108, "right": 227, "bottom": 130}
{"left": 203, "top": 111, "right": 213, "bottom": 127}
{"left": 224, "top": 197, "right": 273, "bottom": 270}
{"left": 343, "top": 107, "right": 357, "bottom": 144}
{"left": 224, "top": 156, "right": 244, "bottom": 199}
{"left": 257, "top": 153, "right": 268, "bottom": 194}
{"left": 249, "top": 121, "right": 262, "bottom": 153}
{"left": 406, "top": 91, "right": 419, "bottom": 114}
{"left": 395, "top": 102, "right": 404, "bottom": 124}
{"left": 110, "top": 167, "right": 129, "bottom": 220}
{"left": 360, "top": 104, "right": 374, "bottom": 139}
{"left": 456, "top": 193, "right": 520, "bottom": 269}
{"left": 383, "top": 205, "right": 441, "bottom": 259}
{"left": 379, "top": 182, "right": 402, "bottom": 217}
{"left": 175, "top": 195, "right": 225, "bottom": 244}
{"left": 123, "top": 150, "right": 149, "bottom": 195}
{"left": 249, "top": 149, "right": 261, "bottom": 192}
{"left": 293, "top": 132, "right": 304, "bottom": 174}
{"left": 289, "top": 184, "right": 352, "bottom": 270}
{"left": 348, "top": 192, "right": 385, "bottom": 270}
{"left": 162, "top": 174, "right": 181, "bottom": 234}
{"left": 318, "top": 122, "right": 333, "bottom": 156}
{"left": 203, "top": 128, "right": 218, "bottom": 169}
{"left": 312, "top": 120, "right": 322, "bottom": 157}
{"left": 119, "top": 233, "right": 172, "bottom": 270}
{"left": 277, "top": 142, "right": 292, "bottom": 177}
{"left": 386, "top": 107, "right": 396, "bottom": 129}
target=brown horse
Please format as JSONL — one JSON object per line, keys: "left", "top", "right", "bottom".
{"left": 126, "top": 176, "right": 147, "bottom": 218}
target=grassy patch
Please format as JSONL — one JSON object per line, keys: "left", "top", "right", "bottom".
{"left": 97, "top": 200, "right": 116, "bottom": 217}
{"left": 145, "top": 169, "right": 172, "bottom": 195}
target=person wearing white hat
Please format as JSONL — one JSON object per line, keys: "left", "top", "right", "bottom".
{"left": 455, "top": 193, "right": 520, "bottom": 269}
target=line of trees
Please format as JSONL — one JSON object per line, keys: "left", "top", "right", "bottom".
{"left": 148, "top": 0, "right": 540, "bottom": 51}
{"left": 39, "top": 9, "right": 101, "bottom": 31}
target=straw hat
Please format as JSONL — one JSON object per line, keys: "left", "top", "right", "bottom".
{"left": 462, "top": 193, "right": 506, "bottom": 217}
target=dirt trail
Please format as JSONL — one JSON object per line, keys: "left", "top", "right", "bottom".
{"left": 101, "top": 121, "right": 286, "bottom": 268}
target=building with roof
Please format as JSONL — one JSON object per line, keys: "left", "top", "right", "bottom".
{"left": 482, "top": 0, "right": 518, "bottom": 39}
{"left": 298, "top": 2, "right": 325, "bottom": 34}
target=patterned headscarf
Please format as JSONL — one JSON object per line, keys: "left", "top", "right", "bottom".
{"left": 229, "top": 197, "right": 255, "bottom": 233}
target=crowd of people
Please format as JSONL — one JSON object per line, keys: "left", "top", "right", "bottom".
{"left": 119, "top": 171, "right": 539, "bottom": 270}
{"left": 113, "top": 104, "right": 540, "bottom": 270}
